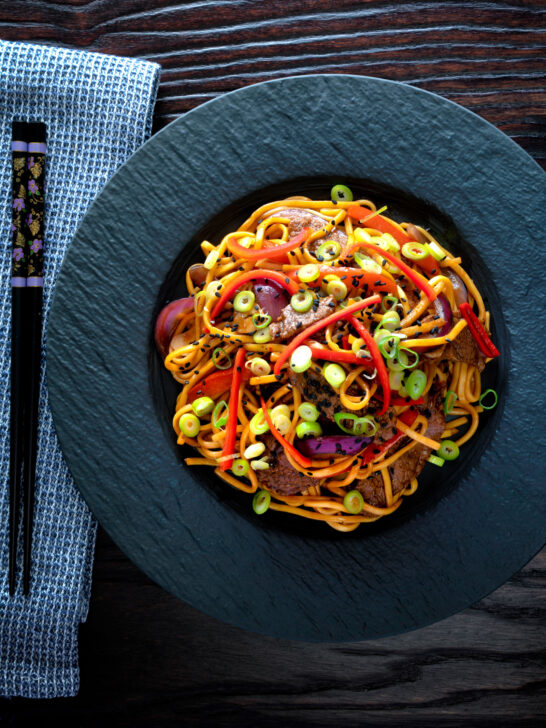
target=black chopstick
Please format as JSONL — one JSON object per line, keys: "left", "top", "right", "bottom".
{"left": 22, "top": 123, "right": 47, "bottom": 595}
{"left": 8, "top": 121, "right": 46, "bottom": 596}
{"left": 9, "top": 122, "right": 29, "bottom": 595}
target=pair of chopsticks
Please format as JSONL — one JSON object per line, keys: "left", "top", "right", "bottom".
{"left": 9, "top": 121, "right": 46, "bottom": 596}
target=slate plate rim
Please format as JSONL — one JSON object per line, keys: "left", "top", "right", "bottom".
{"left": 47, "top": 74, "right": 546, "bottom": 642}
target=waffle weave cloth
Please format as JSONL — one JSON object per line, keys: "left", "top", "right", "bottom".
{"left": 0, "top": 40, "right": 160, "bottom": 698}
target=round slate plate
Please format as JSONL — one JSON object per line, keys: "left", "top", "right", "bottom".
{"left": 48, "top": 75, "right": 546, "bottom": 641}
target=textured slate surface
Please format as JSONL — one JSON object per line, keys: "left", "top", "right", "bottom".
{"left": 47, "top": 75, "right": 546, "bottom": 641}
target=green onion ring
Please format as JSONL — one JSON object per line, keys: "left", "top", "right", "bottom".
{"left": 479, "top": 388, "right": 498, "bottom": 410}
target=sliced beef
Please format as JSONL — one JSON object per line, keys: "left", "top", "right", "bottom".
{"left": 356, "top": 471, "right": 386, "bottom": 507}
{"left": 289, "top": 365, "right": 342, "bottom": 421}
{"left": 444, "top": 312, "right": 486, "bottom": 371}
{"left": 356, "top": 389, "right": 446, "bottom": 505}
{"left": 368, "top": 406, "right": 399, "bottom": 442}
{"left": 263, "top": 207, "right": 347, "bottom": 253}
{"left": 256, "top": 434, "right": 316, "bottom": 495}
{"left": 270, "top": 295, "right": 336, "bottom": 341}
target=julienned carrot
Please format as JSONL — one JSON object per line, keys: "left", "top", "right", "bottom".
{"left": 187, "top": 366, "right": 251, "bottom": 402}
{"left": 260, "top": 396, "right": 313, "bottom": 469}
{"left": 227, "top": 228, "right": 310, "bottom": 260}
{"left": 308, "top": 343, "right": 374, "bottom": 368}
{"left": 210, "top": 269, "right": 299, "bottom": 322}
{"left": 343, "top": 241, "right": 437, "bottom": 302}
{"left": 220, "top": 347, "right": 246, "bottom": 471}
{"left": 348, "top": 315, "right": 390, "bottom": 416}
{"left": 273, "top": 295, "right": 381, "bottom": 376}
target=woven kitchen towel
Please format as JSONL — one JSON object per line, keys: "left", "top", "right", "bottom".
{"left": 0, "top": 40, "right": 160, "bottom": 698}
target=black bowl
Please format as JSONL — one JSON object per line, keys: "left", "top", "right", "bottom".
{"left": 48, "top": 75, "right": 546, "bottom": 641}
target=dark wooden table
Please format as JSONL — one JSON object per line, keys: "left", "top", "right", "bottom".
{"left": 2, "top": 1, "right": 545, "bottom": 725}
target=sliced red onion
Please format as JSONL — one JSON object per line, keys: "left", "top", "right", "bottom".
{"left": 254, "top": 280, "right": 289, "bottom": 320}
{"left": 296, "top": 435, "right": 372, "bottom": 457}
{"left": 155, "top": 296, "right": 194, "bottom": 358}
{"left": 433, "top": 293, "right": 452, "bottom": 337}
{"left": 446, "top": 269, "right": 468, "bottom": 306}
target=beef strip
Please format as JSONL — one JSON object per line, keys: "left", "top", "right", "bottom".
{"left": 256, "top": 433, "right": 316, "bottom": 496}
{"left": 270, "top": 295, "right": 335, "bottom": 341}
{"left": 444, "top": 312, "right": 486, "bottom": 371}
{"left": 356, "top": 389, "right": 446, "bottom": 505}
{"left": 263, "top": 207, "right": 347, "bottom": 253}
{"left": 289, "top": 366, "right": 342, "bottom": 421}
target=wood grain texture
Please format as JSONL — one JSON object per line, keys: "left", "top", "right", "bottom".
{"left": 0, "top": 0, "right": 545, "bottom": 166}
{"left": 1, "top": 0, "right": 545, "bottom": 724}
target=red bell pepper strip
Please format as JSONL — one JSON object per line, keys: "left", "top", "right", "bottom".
{"left": 308, "top": 343, "right": 375, "bottom": 369}
{"left": 210, "top": 270, "right": 299, "bottom": 322}
{"left": 220, "top": 347, "right": 247, "bottom": 471}
{"left": 343, "top": 241, "right": 437, "bottom": 302}
{"left": 260, "top": 396, "right": 313, "bottom": 469}
{"left": 286, "top": 265, "right": 398, "bottom": 296}
{"left": 273, "top": 295, "right": 381, "bottom": 376}
{"left": 459, "top": 303, "right": 500, "bottom": 358}
{"left": 227, "top": 228, "right": 310, "bottom": 261}
{"left": 187, "top": 366, "right": 251, "bottom": 402}
{"left": 347, "top": 205, "right": 412, "bottom": 245}
{"left": 348, "top": 315, "right": 390, "bottom": 416}
{"left": 361, "top": 408, "right": 418, "bottom": 465}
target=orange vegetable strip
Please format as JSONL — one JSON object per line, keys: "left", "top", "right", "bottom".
{"left": 226, "top": 228, "right": 310, "bottom": 260}
{"left": 260, "top": 396, "right": 313, "bottom": 469}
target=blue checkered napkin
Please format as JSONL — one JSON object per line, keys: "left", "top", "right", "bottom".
{"left": 0, "top": 40, "right": 160, "bottom": 698}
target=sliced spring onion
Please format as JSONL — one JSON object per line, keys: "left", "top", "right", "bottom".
{"left": 212, "top": 347, "right": 232, "bottom": 370}
{"left": 438, "top": 440, "right": 460, "bottom": 461}
{"left": 251, "top": 459, "right": 270, "bottom": 471}
{"left": 252, "top": 313, "right": 272, "bottom": 329}
{"left": 405, "top": 369, "right": 427, "bottom": 400}
{"left": 297, "top": 264, "right": 320, "bottom": 283}
{"left": 381, "top": 310, "right": 401, "bottom": 331}
{"left": 351, "top": 337, "right": 365, "bottom": 355}
{"left": 401, "top": 241, "right": 428, "bottom": 260}
{"left": 353, "top": 415, "right": 378, "bottom": 436}
{"left": 191, "top": 396, "right": 214, "bottom": 417}
{"left": 444, "top": 390, "right": 457, "bottom": 414}
{"left": 291, "top": 290, "right": 314, "bottom": 313}
{"left": 378, "top": 233, "right": 400, "bottom": 252}
{"left": 326, "top": 279, "right": 347, "bottom": 301}
{"left": 271, "top": 404, "right": 290, "bottom": 419}
{"left": 333, "top": 412, "right": 377, "bottom": 436}
{"left": 322, "top": 362, "right": 346, "bottom": 388}
{"left": 205, "top": 280, "right": 222, "bottom": 299}
{"left": 343, "top": 489, "right": 364, "bottom": 514}
{"left": 253, "top": 326, "right": 272, "bottom": 344}
{"left": 252, "top": 489, "right": 271, "bottom": 514}
{"left": 179, "top": 412, "right": 200, "bottom": 438}
{"left": 387, "top": 355, "right": 405, "bottom": 372}
{"left": 298, "top": 402, "right": 320, "bottom": 422}
{"left": 396, "top": 346, "right": 419, "bottom": 369}
{"left": 290, "top": 344, "right": 312, "bottom": 373}
{"left": 479, "top": 388, "right": 498, "bottom": 410}
{"left": 212, "top": 400, "right": 229, "bottom": 428}
{"left": 296, "top": 421, "right": 323, "bottom": 438}
{"left": 381, "top": 294, "right": 399, "bottom": 312}
{"left": 233, "top": 289, "right": 255, "bottom": 313}
{"left": 272, "top": 413, "right": 291, "bottom": 436}
{"left": 231, "top": 458, "right": 249, "bottom": 476}
{"left": 398, "top": 379, "right": 408, "bottom": 397}
{"left": 426, "top": 241, "right": 446, "bottom": 261}
{"left": 354, "top": 227, "right": 373, "bottom": 244}
{"left": 244, "top": 442, "right": 266, "bottom": 459}
{"left": 248, "top": 357, "right": 271, "bottom": 376}
{"left": 316, "top": 240, "right": 341, "bottom": 261}
{"left": 249, "top": 409, "right": 270, "bottom": 435}
{"left": 203, "top": 249, "right": 219, "bottom": 269}
{"left": 389, "top": 369, "right": 404, "bottom": 391}
{"left": 427, "top": 454, "right": 445, "bottom": 467}
{"left": 331, "top": 184, "right": 353, "bottom": 202}
{"left": 353, "top": 251, "right": 382, "bottom": 275}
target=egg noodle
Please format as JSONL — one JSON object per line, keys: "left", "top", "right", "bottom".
{"left": 159, "top": 193, "right": 498, "bottom": 532}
